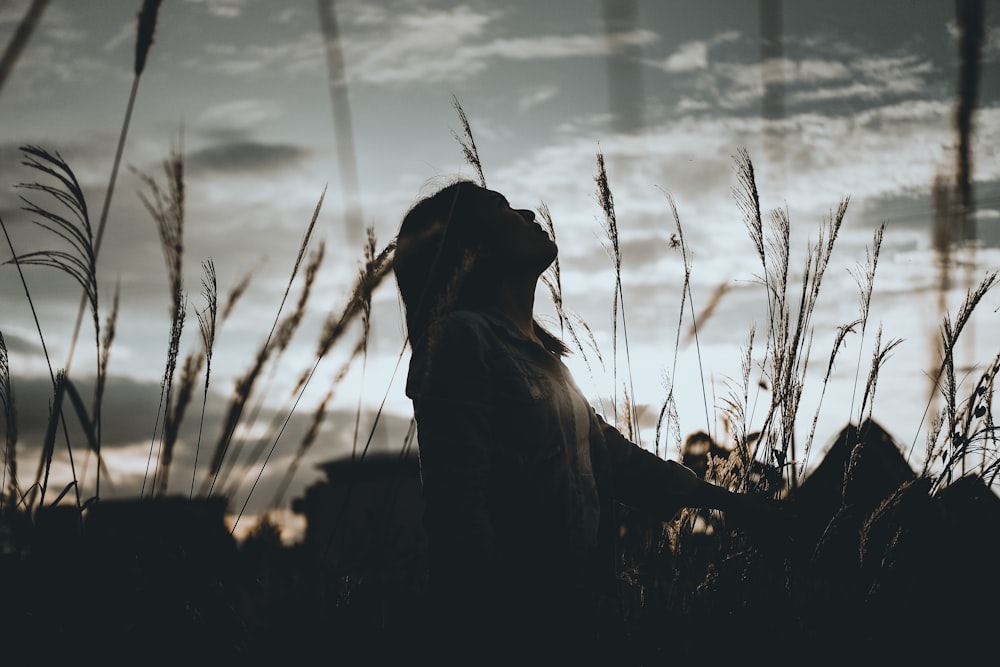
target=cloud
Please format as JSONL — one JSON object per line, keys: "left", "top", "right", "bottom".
{"left": 182, "top": 0, "right": 251, "bottom": 20}
{"left": 518, "top": 85, "right": 559, "bottom": 113}
{"left": 648, "top": 36, "right": 939, "bottom": 115}
{"left": 187, "top": 140, "right": 311, "bottom": 174}
{"left": 5, "top": 366, "right": 416, "bottom": 524}
{"left": 0, "top": 330, "right": 39, "bottom": 355}
{"left": 195, "top": 98, "right": 285, "bottom": 139}
{"left": 182, "top": 5, "right": 658, "bottom": 86}
{"left": 648, "top": 31, "right": 740, "bottom": 73}
{"left": 3, "top": 42, "right": 113, "bottom": 92}
{"left": 271, "top": 7, "right": 308, "bottom": 25}
{"left": 660, "top": 40, "right": 709, "bottom": 72}
{"left": 101, "top": 20, "right": 136, "bottom": 54}
{"left": 192, "top": 39, "right": 323, "bottom": 76}
{"left": 341, "top": 6, "right": 657, "bottom": 85}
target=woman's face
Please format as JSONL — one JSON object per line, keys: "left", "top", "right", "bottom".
{"left": 472, "top": 186, "right": 557, "bottom": 275}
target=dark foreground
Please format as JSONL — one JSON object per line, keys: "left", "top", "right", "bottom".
{"left": 3, "top": 421, "right": 999, "bottom": 666}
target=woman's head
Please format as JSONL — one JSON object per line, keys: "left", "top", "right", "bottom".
{"left": 393, "top": 179, "right": 562, "bottom": 351}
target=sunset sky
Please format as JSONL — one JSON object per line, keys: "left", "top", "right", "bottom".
{"left": 1, "top": 0, "right": 999, "bottom": 540}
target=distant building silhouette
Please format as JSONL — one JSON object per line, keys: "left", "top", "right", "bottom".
{"left": 292, "top": 450, "right": 427, "bottom": 585}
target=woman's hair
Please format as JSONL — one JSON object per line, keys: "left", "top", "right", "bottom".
{"left": 393, "top": 179, "right": 567, "bottom": 356}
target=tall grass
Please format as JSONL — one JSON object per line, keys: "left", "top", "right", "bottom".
{"left": 452, "top": 95, "right": 486, "bottom": 188}
{"left": 132, "top": 140, "right": 186, "bottom": 498}
{"left": 0, "top": 332, "right": 18, "bottom": 509}
{"left": 653, "top": 187, "right": 711, "bottom": 459}
{"left": 539, "top": 201, "right": 605, "bottom": 409}
{"left": 204, "top": 186, "right": 326, "bottom": 498}
{"left": 220, "top": 241, "right": 326, "bottom": 499}
{"left": 190, "top": 259, "right": 218, "bottom": 498}
{"left": 728, "top": 147, "right": 851, "bottom": 492}
{"left": 0, "top": 86, "right": 995, "bottom": 571}
{"left": 233, "top": 229, "right": 396, "bottom": 533}
{"left": 64, "top": 0, "right": 163, "bottom": 376}
{"left": 917, "top": 272, "right": 999, "bottom": 487}
{"left": 7, "top": 146, "right": 110, "bottom": 510}
{"left": 595, "top": 152, "right": 642, "bottom": 443}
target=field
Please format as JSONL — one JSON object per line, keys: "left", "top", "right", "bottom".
{"left": 2, "top": 2, "right": 1000, "bottom": 665}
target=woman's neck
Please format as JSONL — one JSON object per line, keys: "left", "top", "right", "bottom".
{"left": 488, "top": 278, "right": 540, "bottom": 344}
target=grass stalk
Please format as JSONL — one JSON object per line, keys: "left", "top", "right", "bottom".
{"left": 64, "top": 0, "right": 163, "bottom": 376}
{"left": 0, "top": 333, "right": 19, "bottom": 509}
{"left": 191, "top": 260, "right": 218, "bottom": 498}
{"left": 350, "top": 230, "right": 378, "bottom": 461}
{"left": 595, "top": 152, "right": 642, "bottom": 443}
{"left": 12, "top": 146, "right": 107, "bottom": 508}
{"left": 652, "top": 188, "right": 709, "bottom": 459}
{"left": 914, "top": 272, "right": 998, "bottom": 484}
{"left": 847, "top": 223, "right": 886, "bottom": 422}
{"left": 452, "top": 95, "right": 486, "bottom": 187}
{"left": 232, "top": 235, "right": 396, "bottom": 534}
{"left": 221, "top": 242, "right": 325, "bottom": 498}
{"left": 539, "top": 202, "right": 605, "bottom": 412}
{"left": 269, "top": 336, "right": 365, "bottom": 510}
{"left": 132, "top": 141, "right": 186, "bottom": 498}
{"left": 203, "top": 188, "right": 326, "bottom": 497}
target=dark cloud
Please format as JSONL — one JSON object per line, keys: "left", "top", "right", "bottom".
{"left": 5, "top": 370, "right": 414, "bottom": 513}
{"left": 187, "top": 140, "right": 311, "bottom": 174}
{"left": 859, "top": 178, "right": 1000, "bottom": 246}
{"left": 10, "top": 374, "right": 168, "bottom": 449}
{"left": 0, "top": 142, "right": 27, "bottom": 184}
{"left": 0, "top": 330, "right": 39, "bottom": 355}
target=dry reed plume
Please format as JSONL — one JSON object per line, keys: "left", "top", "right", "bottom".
{"left": 10, "top": 146, "right": 112, "bottom": 508}
{"left": 1, "top": 332, "right": 19, "bottom": 508}
{"left": 64, "top": 0, "right": 163, "bottom": 375}
{"left": 204, "top": 187, "right": 326, "bottom": 498}
{"left": 132, "top": 141, "right": 186, "bottom": 498}
{"left": 190, "top": 259, "right": 218, "bottom": 498}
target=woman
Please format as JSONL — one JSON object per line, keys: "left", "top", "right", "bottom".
{"left": 393, "top": 179, "right": 780, "bottom": 664}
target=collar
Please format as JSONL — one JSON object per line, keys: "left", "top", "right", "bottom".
{"left": 466, "top": 307, "right": 542, "bottom": 348}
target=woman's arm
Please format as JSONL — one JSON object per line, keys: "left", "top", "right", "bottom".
{"left": 596, "top": 414, "right": 781, "bottom": 523}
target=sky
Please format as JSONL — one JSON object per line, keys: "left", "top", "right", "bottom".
{"left": 1, "top": 0, "right": 999, "bottom": 542}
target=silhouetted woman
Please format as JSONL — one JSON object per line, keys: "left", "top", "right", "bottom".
{"left": 393, "top": 179, "right": 779, "bottom": 665}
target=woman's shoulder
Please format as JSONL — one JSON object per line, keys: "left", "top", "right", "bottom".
{"left": 406, "top": 310, "right": 497, "bottom": 400}
{"left": 445, "top": 308, "right": 496, "bottom": 326}
{"left": 433, "top": 309, "right": 505, "bottom": 341}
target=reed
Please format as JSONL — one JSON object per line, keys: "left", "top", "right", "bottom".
{"left": 270, "top": 337, "right": 366, "bottom": 510}
{"left": 132, "top": 141, "right": 186, "bottom": 498}
{"left": 233, "top": 231, "right": 396, "bottom": 531}
{"left": 732, "top": 146, "right": 849, "bottom": 491}
{"left": 221, "top": 241, "right": 325, "bottom": 499}
{"left": 539, "top": 202, "right": 605, "bottom": 406}
{"left": 190, "top": 259, "right": 218, "bottom": 498}
{"left": 0, "top": 332, "right": 19, "bottom": 509}
{"left": 203, "top": 187, "right": 325, "bottom": 498}
{"left": 11, "top": 145, "right": 109, "bottom": 508}
{"left": 651, "top": 184, "right": 716, "bottom": 463}
{"left": 64, "top": 0, "right": 163, "bottom": 375}
{"left": 918, "top": 272, "right": 999, "bottom": 487}
{"left": 798, "top": 223, "right": 885, "bottom": 480}
{"left": 452, "top": 95, "right": 486, "bottom": 187}
{"left": 350, "top": 230, "right": 378, "bottom": 461}
{"left": 595, "top": 151, "right": 642, "bottom": 444}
